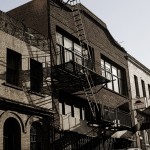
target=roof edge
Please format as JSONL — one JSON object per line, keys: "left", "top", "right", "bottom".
{"left": 127, "top": 53, "right": 150, "bottom": 74}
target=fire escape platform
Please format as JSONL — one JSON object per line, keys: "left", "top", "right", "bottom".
{"left": 136, "top": 109, "right": 150, "bottom": 130}
{"left": 52, "top": 60, "right": 109, "bottom": 92}
{"left": 87, "top": 107, "right": 132, "bottom": 131}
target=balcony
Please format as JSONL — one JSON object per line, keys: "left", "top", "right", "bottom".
{"left": 88, "top": 106, "right": 131, "bottom": 130}
{"left": 52, "top": 44, "right": 109, "bottom": 92}
{"left": 59, "top": 105, "right": 131, "bottom": 136}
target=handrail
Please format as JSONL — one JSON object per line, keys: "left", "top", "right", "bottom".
{"left": 56, "top": 44, "right": 111, "bottom": 79}
{"left": 102, "top": 106, "right": 131, "bottom": 127}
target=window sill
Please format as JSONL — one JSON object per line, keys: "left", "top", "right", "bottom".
{"left": 2, "top": 83, "right": 45, "bottom": 97}
{"left": 3, "top": 82, "right": 23, "bottom": 91}
{"left": 28, "top": 90, "right": 45, "bottom": 97}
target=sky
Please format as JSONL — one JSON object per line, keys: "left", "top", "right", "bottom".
{"left": 0, "top": 0, "right": 150, "bottom": 68}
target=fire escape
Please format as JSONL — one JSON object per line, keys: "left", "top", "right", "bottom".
{"left": 51, "top": 0, "right": 132, "bottom": 149}
{"left": 52, "top": 0, "right": 109, "bottom": 126}
{"left": 22, "top": 27, "right": 53, "bottom": 109}
{"left": 12, "top": 0, "right": 132, "bottom": 149}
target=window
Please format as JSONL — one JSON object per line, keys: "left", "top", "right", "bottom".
{"left": 148, "top": 84, "right": 150, "bottom": 98}
{"left": 141, "top": 80, "right": 146, "bottom": 97}
{"left": 4, "top": 118, "right": 21, "bottom": 150}
{"left": 101, "top": 58, "right": 126, "bottom": 95}
{"left": 6, "top": 49, "right": 21, "bottom": 86}
{"left": 30, "top": 59, "right": 43, "bottom": 93}
{"left": 134, "top": 75, "right": 140, "bottom": 97}
{"left": 30, "top": 123, "right": 42, "bottom": 150}
{"left": 59, "top": 91, "right": 85, "bottom": 120}
{"left": 64, "top": 37, "right": 73, "bottom": 63}
{"left": 56, "top": 32, "right": 95, "bottom": 70}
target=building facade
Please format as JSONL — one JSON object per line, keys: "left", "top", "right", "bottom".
{"left": 0, "top": 11, "right": 54, "bottom": 150}
{"left": 4, "top": 0, "right": 134, "bottom": 149}
{"left": 127, "top": 54, "right": 150, "bottom": 150}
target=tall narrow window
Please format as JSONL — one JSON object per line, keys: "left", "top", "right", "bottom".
{"left": 148, "top": 84, "right": 150, "bottom": 98}
{"left": 64, "top": 37, "right": 73, "bottom": 63}
{"left": 74, "top": 43, "right": 82, "bottom": 65}
{"left": 30, "top": 59, "right": 43, "bottom": 93}
{"left": 105, "top": 62, "right": 113, "bottom": 90}
{"left": 88, "top": 46, "right": 95, "bottom": 70}
{"left": 141, "top": 80, "right": 146, "bottom": 97}
{"left": 30, "top": 123, "right": 42, "bottom": 150}
{"left": 6, "top": 49, "right": 21, "bottom": 86}
{"left": 134, "top": 75, "right": 140, "bottom": 97}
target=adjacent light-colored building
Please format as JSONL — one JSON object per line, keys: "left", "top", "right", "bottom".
{"left": 127, "top": 54, "right": 150, "bottom": 150}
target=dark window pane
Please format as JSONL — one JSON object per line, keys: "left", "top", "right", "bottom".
{"left": 141, "top": 80, "right": 146, "bottom": 97}
{"left": 30, "top": 59, "right": 43, "bottom": 93}
{"left": 134, "top": 75, "right": 140, "bottom": 97}
{"left": 6, "top": 49, "right": 21, "bottom": 86}
{"left": 30, "top": 123, "right": 42, "bottom": 150}
{"left": 148, "top": 84, "right": 150, "bottom": 98}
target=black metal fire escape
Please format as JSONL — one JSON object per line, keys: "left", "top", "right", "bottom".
{"left": 51, "top": 0, "right": 132, "bottom": 149}
{"left": 65, "top": 0, "right": 110, "bottom": 123}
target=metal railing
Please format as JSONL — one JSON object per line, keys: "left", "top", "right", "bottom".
{"left": 56, "top": 44, "right": 93, "bottom": 69}
{"left": 55, "top": 44, "right": 111, "bottom": 79}
{"left": 102, "top": 106, "right": 131, "bottom": 128}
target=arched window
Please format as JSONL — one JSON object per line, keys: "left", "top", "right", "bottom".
{"left": 4, "top": 118, "right": 21, "bottom": 150}
{"left": 30, "top": 122, "right": 42, "bottom": 150}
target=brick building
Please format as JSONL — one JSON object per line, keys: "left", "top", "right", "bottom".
{"left": 3, "top": 0, "right": 134, "bottom": 149}
{"left": 127, "top": 54, "right": 150, "bottom": 150}
{"left": 0, "top": 11, "right": 54, "bottom": 150}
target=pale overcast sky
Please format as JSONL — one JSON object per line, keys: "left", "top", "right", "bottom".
{"left": 0, "top": 0, "right": 150, "bottom": 68}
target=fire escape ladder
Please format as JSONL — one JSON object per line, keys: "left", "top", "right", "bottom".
{"left": 70, "top": 0, "right": 86, "bottom": 43}
{"left": 69, "top": 0, "right": 101, "bottom": 121}
{"left": 83, "top": 71, "right": 100, "bottom": 117}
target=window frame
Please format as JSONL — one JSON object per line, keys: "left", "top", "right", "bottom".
{"left": 101, "top": 58, "right": 126, "bottom": 95}
{"left": 30, "top": 59, "right": 43, "bottom": 93}
{"left": 141, "top": 80, "right": 146, "bottom": 97}
{"left": 134, "top": 75, "right": 140, "bottom": 98}
{"left": 148, "top": 84, "right": 150, "bottom": 98}
{"left": 59, "top": 92, "right": 86, "bottom": 120}
{"left": 30, "top": 123, "right": 42, "bottom": 150}
{"left": 6, "top": 49, "right": 22, "bottom": 87}
{"left": 56, "top": 32, "right": 95, "bottom": 71}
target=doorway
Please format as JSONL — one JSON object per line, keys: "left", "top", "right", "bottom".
{"left": 4, "top": 118, "right": 21, "bottom": 150}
